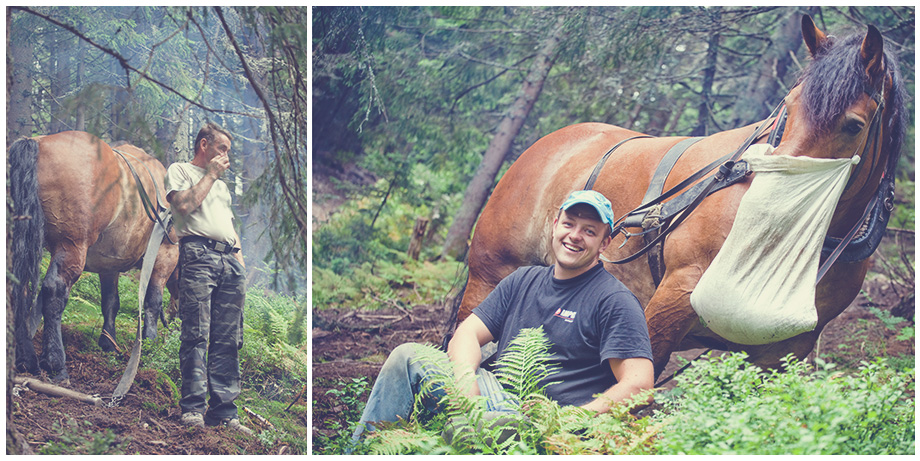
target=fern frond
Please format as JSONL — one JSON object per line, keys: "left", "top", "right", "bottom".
{"left": 493, "top": 326, "right": 560, "bottom": 398}
{"left": 364, "top": 425, "right": 441, "bottom": 455}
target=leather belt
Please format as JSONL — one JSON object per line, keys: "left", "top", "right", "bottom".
{"left": 180, "top": 235, "right": 239, "bottom": 254}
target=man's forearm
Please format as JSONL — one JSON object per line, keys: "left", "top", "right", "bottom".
{"left": 446, "top": 332, "right": 482, "bottom": 397}
{"left": 580, "top": 380, "right": 650, "bottom": 413}
{"left": 581, "top": 357, "right": 654, "bottom": 413}
{"left": 169, "top": 174, "right": 218, "bottom": 217}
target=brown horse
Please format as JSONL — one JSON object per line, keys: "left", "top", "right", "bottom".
{"left": 10, "top": 130, "right": 179, "bottom": 382}
{"left": 451, "top": 16, "right": 907, "bottom": 378}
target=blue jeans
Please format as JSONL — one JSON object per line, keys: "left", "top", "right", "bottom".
{"left": 351, "top": 343, "right": 517, "bottom": 443}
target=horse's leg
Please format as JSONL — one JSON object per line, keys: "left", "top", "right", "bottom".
{"left": 164, "top": 266, "right": 179, "bottom": 325}
{"left": 98, "top": 271, "right": 120, "bottom": 352}
{"left": 643, "top": 266, "right": 704, "bottom": 378}
{"left": 145, "top": 241, "right": 179, "bottom": 339}
{"left": 39, "top": 246, "right": 87, "bottom": 383}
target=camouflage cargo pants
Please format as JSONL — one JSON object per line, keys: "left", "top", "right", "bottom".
{"left": 177, "top": 240, "right": 246, "bottom": 422}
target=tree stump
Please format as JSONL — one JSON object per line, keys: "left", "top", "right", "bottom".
{"left": 407, "top": 217, "right": 429, "bottom": 260}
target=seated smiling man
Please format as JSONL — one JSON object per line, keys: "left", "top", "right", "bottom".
{"left": 351, "top": 190, "right": 654, "bottom": 445}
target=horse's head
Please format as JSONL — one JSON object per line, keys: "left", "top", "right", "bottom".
{"left": 775, "top": 15, "right": 906, "bottom": 233}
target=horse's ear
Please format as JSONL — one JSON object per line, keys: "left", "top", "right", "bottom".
{"left": 801, "top": 15, "right": 828, "bottom": 57}
{"left": 860, "top": 24, "right": 886, "bottom": 85}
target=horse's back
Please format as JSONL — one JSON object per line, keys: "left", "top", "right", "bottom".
{"left": 35, "top": 132, "right": 121, "bottom": 246}
{"left": 91, "top": 141, "right": 169, "bottom": 272}
{"left": 463, "top": 123, "right": 675, "bottom": 318}
{"left": 470, "top": 122, "right": 686, "bottom": 266}
{"left": 460, "top": 121, "right": 761, "bottom": 322}
{"left": 35, "top": 131, "right": 167, "bottom": 273}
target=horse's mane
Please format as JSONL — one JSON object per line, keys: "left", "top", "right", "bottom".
{"left": 798, "top": 30, "right": 908, "bottom": 161}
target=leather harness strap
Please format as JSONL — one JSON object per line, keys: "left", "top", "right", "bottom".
{"left": 605, "top": 100, "right": 784, "bottom": 266}
{"left": 622, "top": 137, "right": 704, "bottom": 229}
{"left": 583, "top": 135, "right": 652, "bottom": 190}
{"left": 620, "top": 136, "right": 704, "bottom": 286}
{"left": 113, "top": 148, "right": 176, "bottom": 244}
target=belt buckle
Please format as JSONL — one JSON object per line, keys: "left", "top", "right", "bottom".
{"left": 213, "top": 241, "right": 229, "bottom": 253}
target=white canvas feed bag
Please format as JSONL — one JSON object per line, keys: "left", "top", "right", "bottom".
{"left": 690, "top": 144, "right": 859, "bottom": 345}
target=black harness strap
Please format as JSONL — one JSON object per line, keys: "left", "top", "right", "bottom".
{"left": 607, "top": 100, "right": 784, "bottom": 265}
{"left": 113, "top": 148, "right": 176, "bottom": 244}
{"left": 618, "top": 136, "right": 704, "bottom": 285}
{"left": 583, "top": 135, "right": 653, "bottom": 190}
{"left": 767, "top": 105, "right": 788, "bottom": 148}
{"left": 622, "top": 137, "right": 704, "bottom": 229}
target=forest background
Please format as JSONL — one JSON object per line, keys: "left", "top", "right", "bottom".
{"left": 8, "top": 6, "right": 309, "bottom": 291}
{"left": 313, "top": 5, "right": 914, "bottom": 307}
{"left": 311, "top": 5, "right": 914, "bottom": 454}
{"left": 6, "top": 6, "right": 309, "bottom": 454}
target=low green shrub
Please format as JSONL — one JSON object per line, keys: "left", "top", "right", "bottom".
{"left": 38, "top": 418, "right": 129, "bottom": 455}
{"left": 313, "top": 259, "right": 465, "bottom": 311}
{"left": 344, "top": 332, "right": 915, "bottom": 455}
{"left": 655, "top": 352, "right": 915, "bottom": 455}
{"left": 313, "top": 377, "right": 371, "bottom": 455}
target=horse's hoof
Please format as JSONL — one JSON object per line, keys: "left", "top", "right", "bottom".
{"left": 15, "top": 356, "right": 39, "bottom": 375}
{"left": 98, "top": 335, "right": 118, "bottom": 352}
{"left": 41, "top": 368, "right": 69, "bottom": 384}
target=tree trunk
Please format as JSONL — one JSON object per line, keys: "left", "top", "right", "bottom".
{"left": 441, "top": 17, "right": 568, "bottom": 261}
{"left": 727, "top": 11, "right": 804, "bottom": 127}
{"left": 407, "top": 217, "right": 429, "bottom": 260}
{"left": 74, "top": 42, "right": 86, "bottom": 131}
{"left": 48, "top": 33, "right": 72, "bottom": 134}
{"left": 692, "top": 29, "right": 720, "bottom": 136}
{"left": 7, "top": 12, "right": 31, "bottom": 450}
{"left": 7, "top": 14, "right": 34, "bottom": 141}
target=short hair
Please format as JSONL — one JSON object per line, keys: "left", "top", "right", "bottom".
{"left": 194, "top": 122, "right": 233, "bottom": 154}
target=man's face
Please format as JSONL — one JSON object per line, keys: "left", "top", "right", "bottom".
{"left": 551, "top": 208, "right": 612, "bottom": 280}
{"left": 201, "top": 133, "right": 231, "bottom": 160}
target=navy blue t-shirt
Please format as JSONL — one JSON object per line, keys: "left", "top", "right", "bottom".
{"left": 472, "top": 262, "right": 652, "bottom": 406}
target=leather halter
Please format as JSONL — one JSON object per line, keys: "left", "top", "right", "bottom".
{"left": 815, "top": 87, "right": 889, "bottom": 284}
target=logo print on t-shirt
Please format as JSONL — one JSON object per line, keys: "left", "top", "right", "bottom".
{"left": 553, "top": 308, "right": 577, "bottom": 323}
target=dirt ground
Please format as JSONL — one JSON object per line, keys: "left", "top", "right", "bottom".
{"left": 312, "top": 262, "right": 914, "bottom": 452}
{"left": 9, "top": 326, "right": 291, "bottom": 455}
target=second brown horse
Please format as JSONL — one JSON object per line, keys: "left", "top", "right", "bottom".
{"left": 10, "top": 130, "right": 179, "bottom": 382}
{"left": 452, "top": 16, "right": 907, "bottom": 377}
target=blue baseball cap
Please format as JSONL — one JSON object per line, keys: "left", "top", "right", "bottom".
{"left": 560, "top": 190, "right": 615, "bottom": 231}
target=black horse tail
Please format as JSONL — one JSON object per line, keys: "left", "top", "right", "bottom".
{"left": 9, "top": 137, "right": 45, "bottom": 337}
{"left": 440, "top": 270, "right": 468, "bottom": 351}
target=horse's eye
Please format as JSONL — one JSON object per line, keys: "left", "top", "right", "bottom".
{"left": 843, "top": 120, "right": 864, "bottom": 136}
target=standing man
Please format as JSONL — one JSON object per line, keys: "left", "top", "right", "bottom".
{"left": 352, "top": 189, "right": 654, "bottom": 443}
{"left": 165, "top": 122, "right": 251, "bottom": 435}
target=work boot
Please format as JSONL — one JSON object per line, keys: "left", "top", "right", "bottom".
{"left": 217, "top": 417, "right": 254, "bottom": 436}
{"left": 181, "top": 412, "right": 205, "bottom": 428}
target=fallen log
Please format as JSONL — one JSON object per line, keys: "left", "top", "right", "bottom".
{"left": 13, "top": 376, "right": 103, "bottom": 407}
